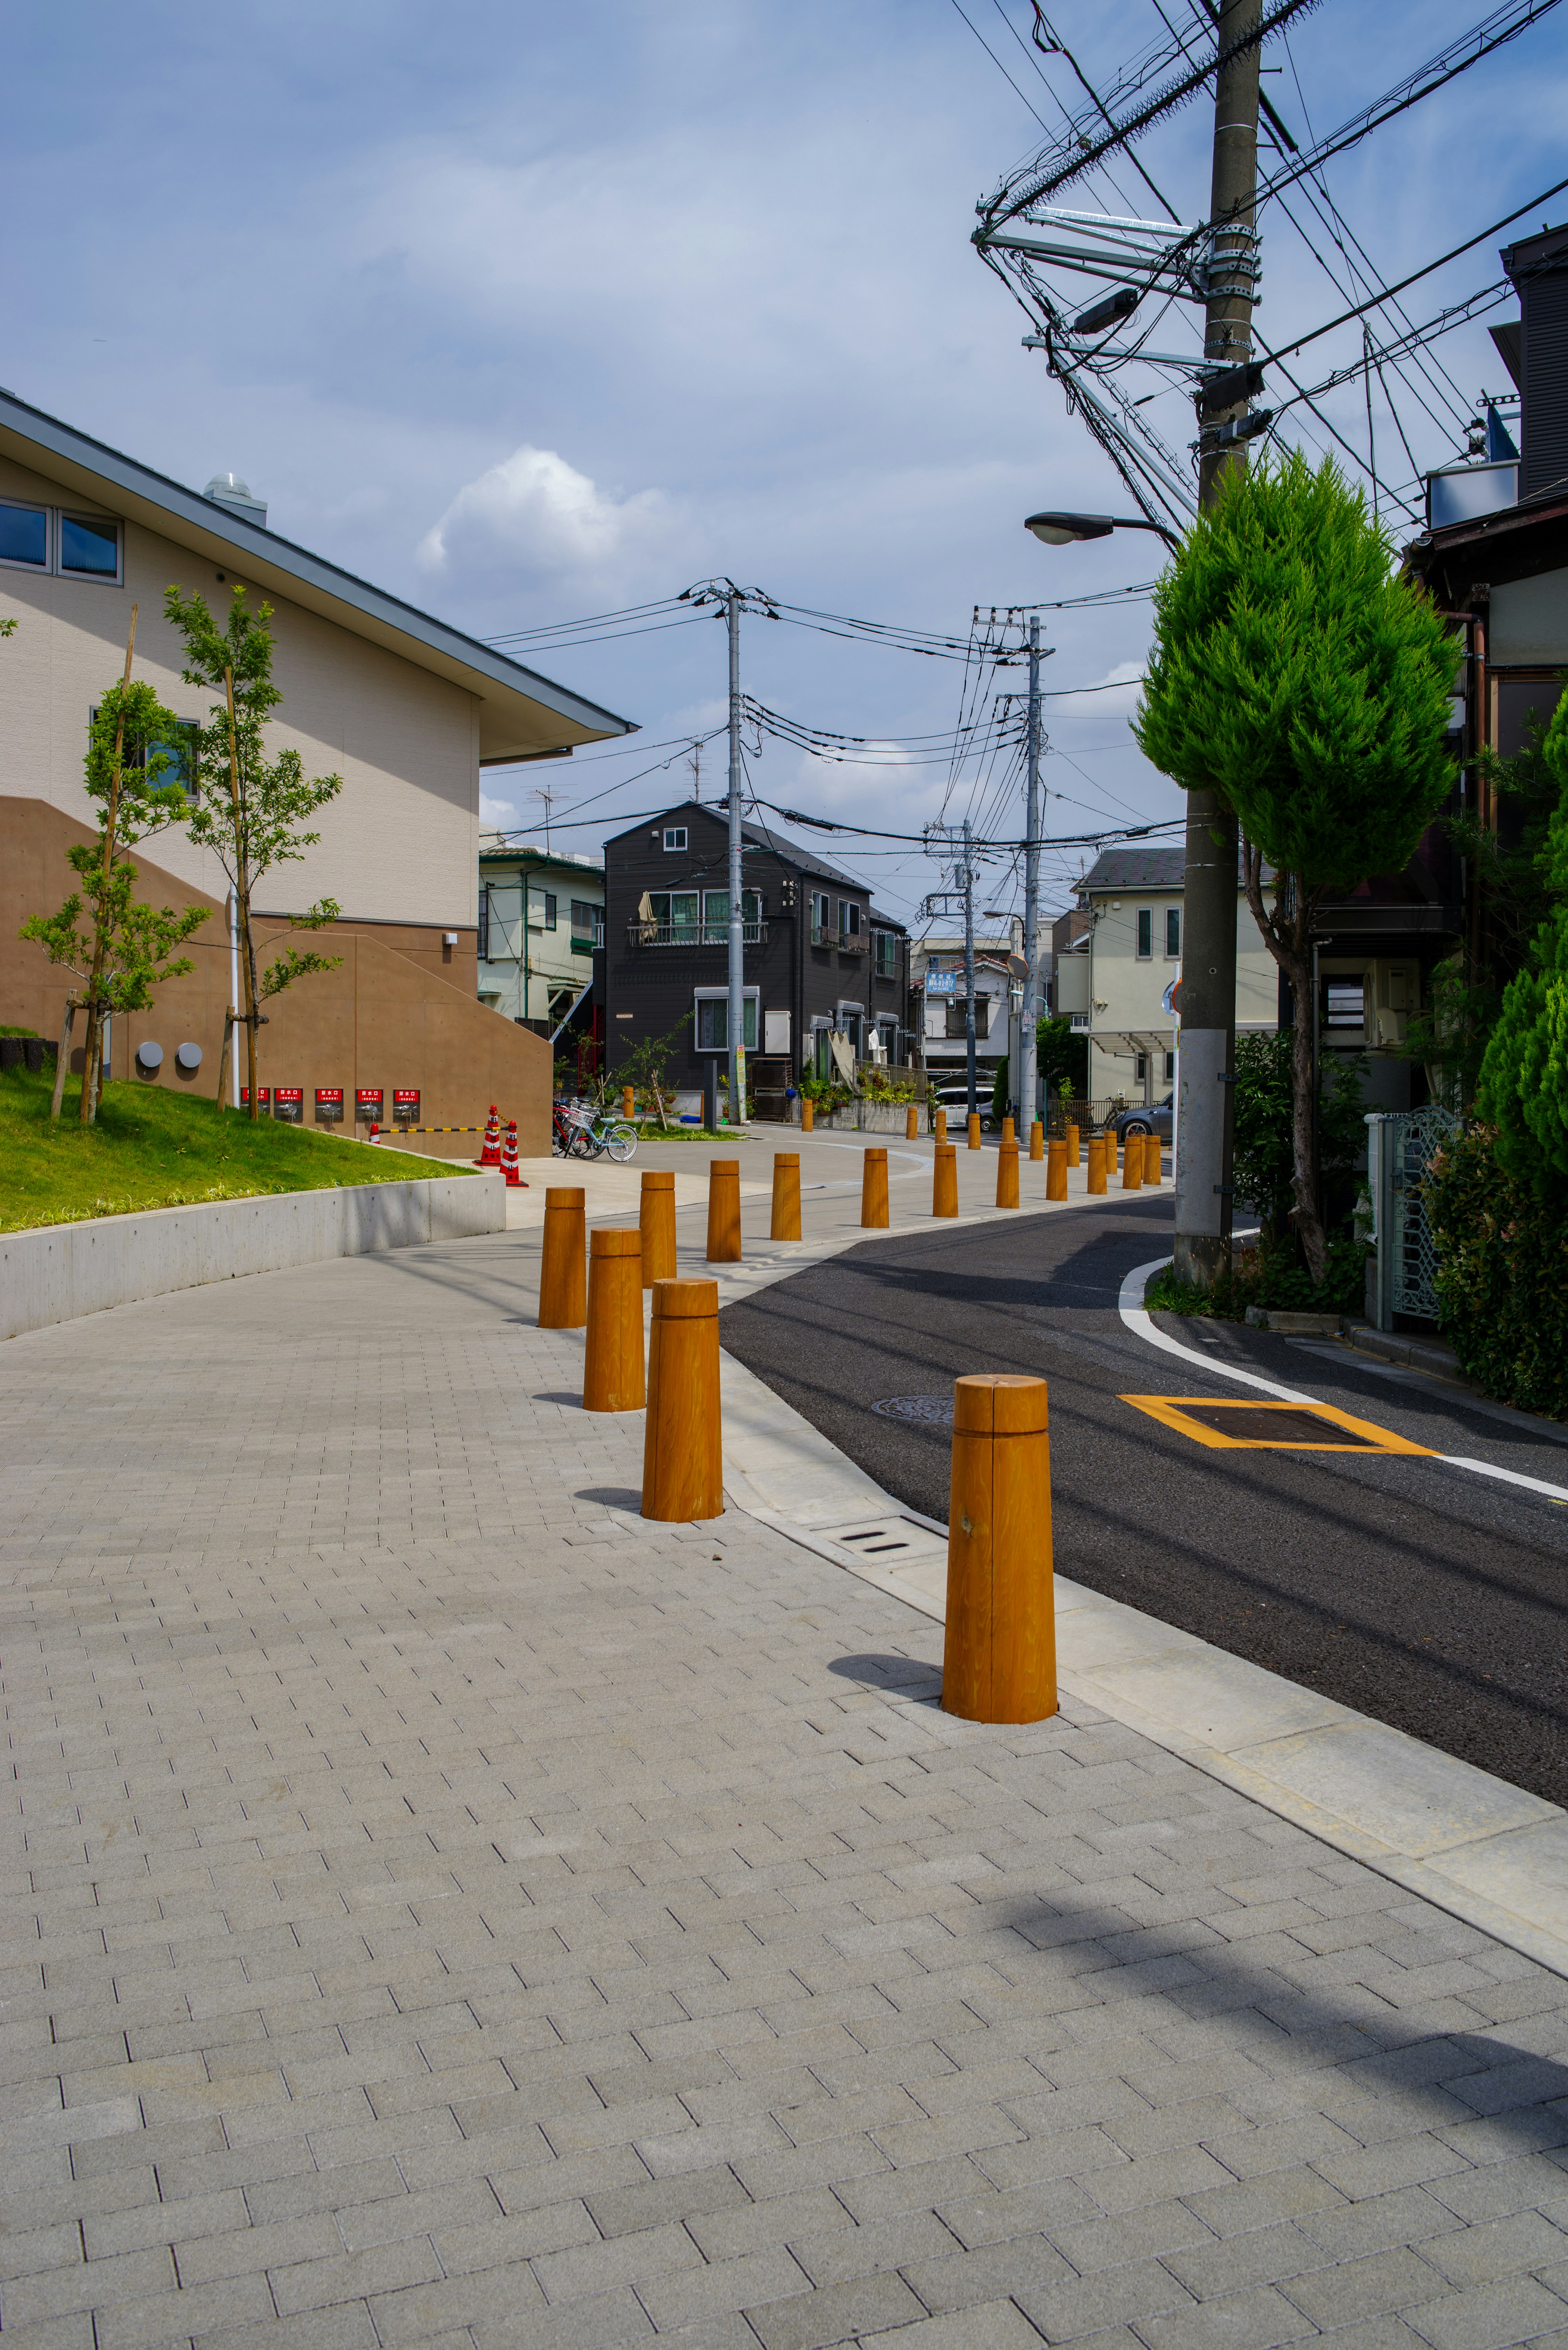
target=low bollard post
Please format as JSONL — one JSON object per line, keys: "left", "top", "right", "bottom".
{"left": 905, "top": 1103, "right": 918, "bottom": 1141}
{"left": 1123, "top": 1132, "right": 1143, "bottom": 1191}
{"left": 1046, "top": 1136, "right": 1067, "bottom": 1201}
{"left": 933, "top": 1143, "right": 958, "bottom": 1217}
{"left": 1001, "top": 1116, "right": 1015, "bottom": 1145}
{"left": 1087, "top": 1136, "right": 1107, "bottom": 1195}
{"left": 1145, "top": 1133, "right": 1163, "bottom": 1188}
{"left": 639, "top": 1169, "right": 677, "bottom": 1286}
{"left": 996, "top": 1138, "right": 1019, "bottom": 1209}
{"left": 641, "top": 1278, "right": 723, "bottom": 1521}
{"left": 967, "top": 1112, "right": 982, "bottom": 1151}
{"left": 706, "top": 1159, "right": 742, "bottom": 1262}
{"left": 1104, "top": 1127, "right": 1118, "bottom": 1175}
{"left": 771, "top": 1151, "right": 801, "bottom": 1241}
{"left": 539, "top": 1187, "right": 587, "bottom": 1328}
{"left": 935, "top": 1107, "right": 947, "bottom": 1143}
{"left": 1066, "top": 1124, "right": 1080, "bottom": 1168}
{"left": 622, "top": 1086, "right": 635, "bottom": 1120}
{"left": 801, "top": 1097, "right": 814, "bottom": 1134}
{"left": 584, "top": 1229, "right": 646, "bottom": 1412}
{"left": 862, "top": 1146, "right": 890, "bottom": 1228}
{"left": 942, "top": 1374, "right": 1057, "bottom": 1725}
{"left": 1029, "top": 1119, "right": 1044, "bottom": 1162}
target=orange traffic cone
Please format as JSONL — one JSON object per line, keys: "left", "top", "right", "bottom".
{"left": 481, "top": 1105, "right": 501, "bottom": 1166}
{"left": 368, "top": 1124, "right": 381, "bottom": 1145}
{"left": 501, "top": 1120, "right": 522, "bottom": 1186}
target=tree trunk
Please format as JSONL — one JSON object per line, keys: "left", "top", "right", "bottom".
{"left": 80, "top": 606, "right": 139, "bottom": 1124}
{"left": 222, "top": 667, "right": 261, "bottom": 1121}
{"left": 51, "top": 999, "right": 75, "bottom": 1122}
{"left": 215, "top": 1009, "right": 234, "bottom": 1116}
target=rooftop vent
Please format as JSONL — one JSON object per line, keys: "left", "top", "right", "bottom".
{"left": 202, "top": 471, "right": 267, "bottom": 528}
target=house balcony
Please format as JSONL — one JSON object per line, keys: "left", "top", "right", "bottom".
{"left": 626, "top": 920, "right": 768, "bottom": 948}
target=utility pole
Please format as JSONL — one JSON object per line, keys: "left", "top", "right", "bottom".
{"left": 1018, "top": 617, "right": 1043, "bottom": 1136}
{"left": 1175, "top": 0, "right": 1262, "bottom": 1286}
{"left": 921, "top": 821, "right": 979, "bottom": 1116}
{"left": 726, "top": 586, "right": 746, "bottom": 1130}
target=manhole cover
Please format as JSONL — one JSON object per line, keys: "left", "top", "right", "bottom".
{"left": 871, "top": 1395, "right": 954, "bottom": 1427}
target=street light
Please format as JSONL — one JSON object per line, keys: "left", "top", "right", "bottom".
{"left": 1025, "top": 511, "right": 1180, "bottom": 551}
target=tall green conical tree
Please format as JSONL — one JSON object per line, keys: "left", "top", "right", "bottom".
{"left": 1134, "top": 450, "right": 1457, "bottom": 1281}
{"left": 1475, "top": 694, "right": 1568, "bottom": 1190}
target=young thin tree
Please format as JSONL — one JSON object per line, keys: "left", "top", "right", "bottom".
{"left": 19, "top": 606, "right": 207, "bottom": 1122}
{"left": 1134, "top": 451, "right": 1457, "bottom": 1281}
{"left": 164, "top": 585, "right": 344, "bottom": 1117}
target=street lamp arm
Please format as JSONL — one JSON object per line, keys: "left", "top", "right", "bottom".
{"left": 1024, "top": 511, "right": 1182, "bottom": 551}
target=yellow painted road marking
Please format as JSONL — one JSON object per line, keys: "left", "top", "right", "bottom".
{"left": 1119, "top": 1396, "right": 1438, "bottom": 1455}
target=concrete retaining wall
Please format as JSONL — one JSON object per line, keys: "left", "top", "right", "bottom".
{"left": 1, "top": 1174, "right": 507, "bottom": 1343}
{"left": 818, "top": 1101, "right": 926, "bottom": 1134}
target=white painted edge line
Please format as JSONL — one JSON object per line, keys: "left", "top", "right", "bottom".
{"left": 1117, "top": 1254, "right": 1568, "bottom": 1504}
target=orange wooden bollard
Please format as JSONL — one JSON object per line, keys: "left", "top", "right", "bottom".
{"left": 1123, "top": 1132, "right": 1143, "bottom": 1191}
{"left": 935, "top": 1107, "right": 947, "bottom": 1143}
{"left": 1002, "top": 1116, "right": 1015, "bottom": 1145}
{"left": 1066, "top": 1124, "right": 1080, "bottom": 1168}
{"left": 1145, "top": 1133, "right": 1163, "bottom": 1188}
{"left": 584, "top": 1229, "right": 646, "bottom": 1412}
{"left": 967, "top": 1111, "right": 982, "bottom": 1151}
{"left": 862, "top": 1146, "right": 890, "bottom": 1228}
{"left": 996, "top": 1139, "right": 1019, "bottom": 1209}
{"left": 538, "top": 1187, "right": 587, "bottom": 1329}
{"left": 1104, "top": 1127, "right": 1118, "bottom": 1174}
{"left": 906, "top": 1103, "right": 918, "bottom": 1141}
{"left": 706, "top": 1159, "right": 742, "bottom": 1262}
{"left": 771, "top": 1151, "right": 801, "bottom": 1241}
{"left": 641, "top": 1278, "right": 723, "bottom": 1521}
{"left": 640, "top": 1169, "right": 676, "bottom": 1287}
{"left": 1046, "top": 1137, "right": 1067, "bottom": 1201}
{"left": 621, "top": 1086, "right": 635, "bottom": 1120}
{"left": 942, "top": 1375, "right": 1057, "bottom": 1726}
{"left": 933, "top": 1143, "right": 958, "bottom": 1217}
{"left": 801, "top": 1097, "right": 814, "bottom": 1134}
{"left": 1029, "top": 1120, "right": 1044, "bottom": 1162}
{"left": 1087, "top": 1136, "right": 1107, "bottom": 1195}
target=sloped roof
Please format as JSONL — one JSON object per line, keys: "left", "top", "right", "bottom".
{"left": 0, "top": 387, "right": 635, "bottom": 765}
{"left": 604, "top": 799, "right": 870, "bottom": 892}
{"left": 1079, "top": 845, "right": 1187, "bottom": 892}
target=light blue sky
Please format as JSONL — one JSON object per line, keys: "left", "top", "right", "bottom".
{"left": 8, "top": 1, "right": 1563, "bottom": 929}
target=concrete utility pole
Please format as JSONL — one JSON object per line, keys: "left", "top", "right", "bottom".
{"left": 961, "top": 824, "right": 978, "bottom": 1116}
{"left": 726, "top": 586, "right": 746, "bottom": 1130}
{"left": 1018, "top": 618, "right": 1043, "bottom": 1133}
{"left": 1174, "top": 0, "right": 1262, "bottom": 1286}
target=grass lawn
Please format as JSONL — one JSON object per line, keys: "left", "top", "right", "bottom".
{"left": 0, "top": 1058, "right": 474, "bottom": 1234}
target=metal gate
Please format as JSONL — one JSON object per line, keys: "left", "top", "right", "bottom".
{"left": 1367, "top": 1106, "right": 1459, "bottom": 1329}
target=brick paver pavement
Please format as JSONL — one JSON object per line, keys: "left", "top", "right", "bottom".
{"left": 7, "top": 1226, "right": 1568, "bottom": 2350}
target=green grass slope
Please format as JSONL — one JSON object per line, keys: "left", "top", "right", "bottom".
{"left": 0, "top": 1058, "right": 473, "bottom": 1234}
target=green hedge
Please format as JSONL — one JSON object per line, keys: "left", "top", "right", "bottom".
{"left": 1426, "top": 1124, "right": 1568, "bottom": 1419}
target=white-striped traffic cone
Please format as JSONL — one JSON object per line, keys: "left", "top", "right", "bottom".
{"left": 481, "top": 1105, "right": 501, "bottom": 1166}
{"left": 501, "top": 1120, "right": 522, "bottom": 1186}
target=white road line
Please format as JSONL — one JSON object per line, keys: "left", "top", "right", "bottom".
{"left": 1118, "top": 1255, "right": 1568, "bottom": 1505}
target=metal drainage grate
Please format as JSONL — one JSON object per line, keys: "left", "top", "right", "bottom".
{"left": 871, "top": 1395, "right": 955, "bottom": 1427}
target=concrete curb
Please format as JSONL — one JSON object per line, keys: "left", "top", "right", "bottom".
{"left": 0, "top": 1174, "right": 507, "bottom": 1343}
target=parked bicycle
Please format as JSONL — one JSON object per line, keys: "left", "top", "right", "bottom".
{"left": 551, "top": 1098, "right": 637, "bottom": 1162}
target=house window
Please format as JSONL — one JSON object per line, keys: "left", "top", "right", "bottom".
{"left": 1165, "top": 906, "right": 1181, "bottom": 959}
{"left": 812, "top": 1020, "right": 832, "bottom": 1077}
{"left": 874, "top": 930, "right": 896, "bottom": 979}
{"left": 61, "top": 514, "right": 121, "bottom": 579}
{"left": 1324, "top": 977, "right": 1365, "bottom": 1032}
{"left": 1136, "top": 909, "right": 1153, "bottom": 959}
{"left": 478, "top": 890, "right": 490, "bottom": 961}
{"left": 695, "top": 993, "right": 758, "bottom": 1051}
{"left": 0, "top": 499, "right": 49, "bottom": 571}
{"left": 839, "top": 901, "right": 862, "bottom": 942}
{"left": 570, "top": 899, "right": 602, "bottom": 947}
{"left": 1136, "top": 1052, "right": 1148, "bottom": 1081}
{"left": 528, "top": 890, "right": 557, "bottom": 931}
{"left": 663, "top": 826, "right": 687, "bottom": 851}
{"left": 89, "top": 709, "right": 198, "bottom": 800}
{"left": 944, "top": 996, "right": 992, "bottom": 1040}
{"left": 810, "top": 892, "right": 831, "bottom": 944}
{"left": 1164, "top": 1050, "right": 1176, "bottom": 1082}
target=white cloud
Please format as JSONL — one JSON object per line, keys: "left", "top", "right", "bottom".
{"left": 417, "top": 444, "right": 687, "bottom": 598}
{"left": 479, "top": 790, "right": 518, "bottom": 828}
{"left": 1052, "top": 661, "right": 1147, "bottom": 725}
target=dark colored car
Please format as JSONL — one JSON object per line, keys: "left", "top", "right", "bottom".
{"left": 1110, "top": 1093, "right": 1174, "bottom": 1142}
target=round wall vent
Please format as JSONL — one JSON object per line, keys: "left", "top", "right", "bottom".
{"left": 135, "top": 1040, "right": 164, "bottom": 1072}
{"left": 175, "top": 1041, "right": 202, "bottom": 1071}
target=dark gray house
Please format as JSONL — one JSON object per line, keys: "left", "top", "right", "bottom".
{"left": 600, "top": 800, "right": 911, "bottom": 1116}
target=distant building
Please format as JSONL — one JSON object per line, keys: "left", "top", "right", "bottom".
{"left": 909, "top": 932, "right": 1016, "bottom": 1084}
{"left": 600, "top": 801, "right": 910, "bottom": 1116}
{"left": 478, "top": 839, "right": 603, "bottom": 1039}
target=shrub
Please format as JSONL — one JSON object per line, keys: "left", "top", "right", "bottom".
{"left": 1146, "top": 1230, "right": 1364, "bottom": 1321}
{"left": 1425, "top": 1123, "right": 1568, "bottom": 1418}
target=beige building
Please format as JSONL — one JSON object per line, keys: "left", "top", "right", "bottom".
{"left": 1056, "top": 847, "right": 1277, "bottom": 1106}
{"left": 0, "top": 390, "right": 633, "bottom": 1151}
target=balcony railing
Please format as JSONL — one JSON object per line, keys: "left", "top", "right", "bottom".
{"left": 627, "top": 920, "right": 767, "bottom": 948}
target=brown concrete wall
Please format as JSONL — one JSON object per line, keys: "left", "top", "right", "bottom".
{"left": 2, "top": 797, "right": 550, "bottom": 1155}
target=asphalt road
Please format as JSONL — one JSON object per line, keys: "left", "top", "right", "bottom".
{"left": 718, "top": 1195, "right": 1568, "bottom": 1804}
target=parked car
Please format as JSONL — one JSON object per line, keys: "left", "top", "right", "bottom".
{"left": 930, "top": 1079, "right": 1001, "bottom": 1131}
{"left": 1109, "top": 1094, "right": 1174, "bottom": 1142}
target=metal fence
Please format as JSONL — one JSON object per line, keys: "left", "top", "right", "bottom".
{"left": 1366, "top": 1106, "right": 1459, "bottom": 1328}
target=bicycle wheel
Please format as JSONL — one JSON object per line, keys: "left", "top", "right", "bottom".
{"left": 603, "top": 1122, "right": 637, "bottom": 1164}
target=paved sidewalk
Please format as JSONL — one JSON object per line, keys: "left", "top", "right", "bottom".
{"left": 9, "top": 1213, "right": 1568, "bottom": 2350}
